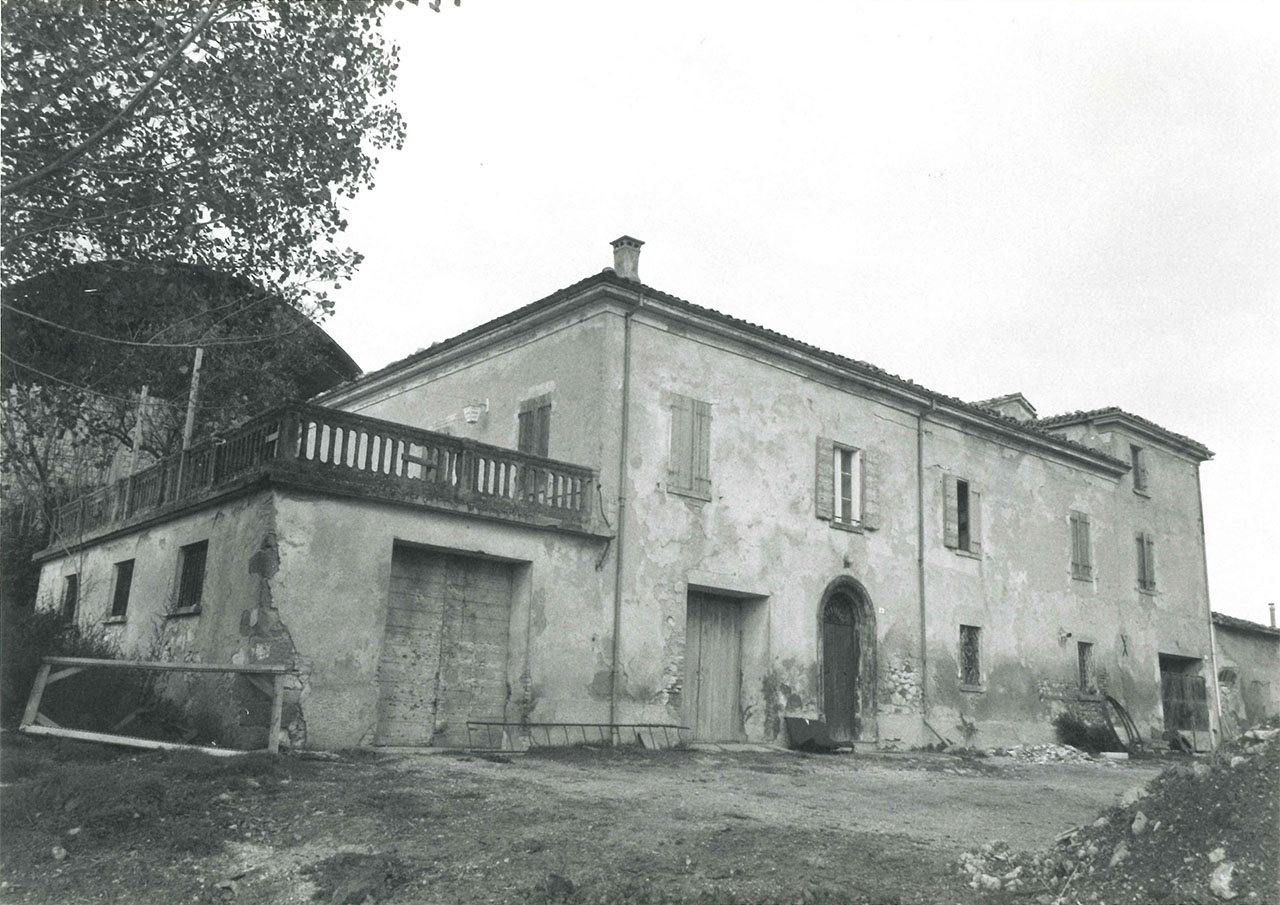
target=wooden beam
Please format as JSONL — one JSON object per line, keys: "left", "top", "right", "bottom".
{"left": 19, "top": 724, "right": 245, "bottom": 757}
{"left": 42, "top": 656, "right": 288, "bottom": 674}
{"left": 243, "top": 674, "right": 275, "bottom": 699}
{"left": 46, "top": 666, "right": 86, "bottom": 685}
{"left": 34, "top": 713, "right": 61, "bottom": 729}
{"left": 20, "top": 663, "right": 51, "bottom": 729}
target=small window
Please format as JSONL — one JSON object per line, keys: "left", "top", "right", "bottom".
{"left": 1069, "top": 511, "right": 1093, "bottom": 580}
{"left": 175, "top": 541, "right": 209, "bottom": 612}
{"left": 1136, "top": 531, "right": 1156, "bottom": 592}
{"left": 61, "top": 574, "right": 79, "bottom": 621}
{"left": 944, "top": 475, "right": 982, "bottom": 554}
{"left": 110, "top": 560, "right": 135, "bottom": 619}
{"left": 668, "top": 394, "right": 711, "bottom": 499}
{"left": 1078, "top": 641, "right": 1097, "bottom": 696}
{"left": 517, "top": 394, "right": 552, "bottom": 458}
{"left": 960, "top": 624, "right": 982, "bottom": 687}
{"left": 1130, "top": 444, "right": 1148, "bottom": 493}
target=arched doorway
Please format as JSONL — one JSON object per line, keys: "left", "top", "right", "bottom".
{"left": 820, "top": 579, "right": 876, "bottom": 742}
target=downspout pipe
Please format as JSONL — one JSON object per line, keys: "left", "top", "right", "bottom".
{"left": 1196, "top": 466, "right": 1223, "bottom": 748}
{"left": 917, "top": 400, "right": 934, "bottom": 722}
{"left": 609, "top": 304, "right": 637, "bottom": 735}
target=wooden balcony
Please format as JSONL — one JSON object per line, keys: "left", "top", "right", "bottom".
{"left": 44, "top": 404, "right": 600, "bottom": 552}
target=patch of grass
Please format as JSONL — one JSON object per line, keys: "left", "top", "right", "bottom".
{"left": 302, "top": 851, "right": 416, "bottom": 905}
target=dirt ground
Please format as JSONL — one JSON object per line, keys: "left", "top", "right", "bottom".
{"left": 0, "top": 734, "right": 1173, "bottom": 904}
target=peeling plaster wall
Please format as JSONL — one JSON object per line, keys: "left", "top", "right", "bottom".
{"left": 35, "top": 493, "right": 275, "bottom": 665}
{"left": 609, "top": 313, "right": 1214, "bottom": 748}
{"left": 324, "top": 307, "right": 625, "bottom": 523}
{"left": 616, "top": 315, "right": 924, "bottom": 742}
{"left": 268, "top": 490, "right": 613, "bottom": 749}
{"left": 1213, "top": 625, "right": 1280, "bottom": 727}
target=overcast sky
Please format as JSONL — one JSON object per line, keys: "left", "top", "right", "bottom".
{"left": 323, "top": 1, "right": 1278, "bottom": 623}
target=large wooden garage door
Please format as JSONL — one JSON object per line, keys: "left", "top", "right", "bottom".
{"left": 375, "top": 547, "right": 513, "bottom": 747}
{"left": 684, "top": 592, "right": 743, "bottom": 742}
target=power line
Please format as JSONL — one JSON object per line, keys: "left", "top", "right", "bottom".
{"left": 2, "top": 303, "right": 304, "bottom": 348}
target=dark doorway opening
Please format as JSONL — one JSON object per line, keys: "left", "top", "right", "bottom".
{"left": 820, "top": 580, "right": 876, "bottom": 742}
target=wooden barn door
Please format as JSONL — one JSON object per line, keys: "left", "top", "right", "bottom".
{"left": 376, "top": 547, "right": 513, "bottom": 747}
{"left": 684, "top": 592, "right": 743, "bottom": 742}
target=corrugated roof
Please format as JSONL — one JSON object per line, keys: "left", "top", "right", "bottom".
{"left": 320, "top": 269, "right": 1135, "bottom": 468}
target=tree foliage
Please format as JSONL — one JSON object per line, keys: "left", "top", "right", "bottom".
{"left": 1, "top": 0, "right": 409, "bottom": 310}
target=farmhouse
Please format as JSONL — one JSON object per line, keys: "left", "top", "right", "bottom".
{"left": 33, "top": 238, "right": 1223, "bottom": 752}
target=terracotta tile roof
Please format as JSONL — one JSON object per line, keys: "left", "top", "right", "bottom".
{"left": 1038, "top": 407, "right": 1212, "bottom": 459}
{"left": 321, "top": 270, "right": 1132, "bottom": 468}
{"left": 1212, "top": 611, "right": 1280, "bottom": 638}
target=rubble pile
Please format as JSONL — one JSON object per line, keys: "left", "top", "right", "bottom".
{"left": 954, "top": 721, "right": 1279, "bottom": 903}
{"left": 991, "top": 743, "right": 1112, "bottom": 766}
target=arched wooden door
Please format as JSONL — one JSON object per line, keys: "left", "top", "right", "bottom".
{"left": 822, "top": 592, "right": 860, "bottom": 741}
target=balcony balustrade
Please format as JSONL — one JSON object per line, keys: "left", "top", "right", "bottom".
{"left": 48, "top": 404, "right": 597, "bottom": 546}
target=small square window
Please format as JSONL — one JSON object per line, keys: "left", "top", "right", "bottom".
{"left": 960, "top": 624, "right": 982, "bottom": 687}
{"left": 110, "top": 560, "right": 135, "bottom": 619}
{"left": 175, "top": 541, "right": 208, "bottom": 612}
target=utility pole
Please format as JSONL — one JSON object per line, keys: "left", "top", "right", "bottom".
{"left": 177, "top": 347, "right": 204, "bottom": 494}
{"left": 182, "top": 347, "right": 204, "bottom": 451}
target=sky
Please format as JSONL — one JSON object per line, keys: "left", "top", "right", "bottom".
{"left": 322, "top": 1, "right": 1278, "bottom": 624}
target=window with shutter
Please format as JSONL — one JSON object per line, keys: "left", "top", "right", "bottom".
{"left": 175, "top": 540, "right": 208, "bottom": 612}
{"left": 945, "top": 475, "right": 981, "bottom": 554}
{"left": 668, "top": 394, "right": 711, "bottom": 500}
{"left": 1070, "top": 511, "right": 1092, "bottom": 580}
{"left": 517, "top": 394, "right": 552, "bottom": 457}
{"left": 1136, "top": 531, "right": 1157, "bottom": 592}
{"left": 1130, "top": 444, "right": 1149, "bottom": 494}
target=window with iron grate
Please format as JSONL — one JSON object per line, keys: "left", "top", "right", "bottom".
{"left": 960, "top": 624, "right": 982, "bottom": 688}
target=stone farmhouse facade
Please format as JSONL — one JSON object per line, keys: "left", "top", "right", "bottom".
{"left": 34, "top": 239, "right": 1222, "bottom": 752}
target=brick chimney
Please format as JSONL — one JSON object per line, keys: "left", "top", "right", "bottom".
{"left": 610, "top": 236, "right": 644, "bottom": 282}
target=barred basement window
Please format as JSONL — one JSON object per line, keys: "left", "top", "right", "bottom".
{"left": 1078, "top": 641, "right": 1097, "bottom": 696}
{"left": 175, "top": 541, "right": 208, "bottom": 612}
{"left": 960, "top": 624, "right": 982, "bottom": 687}
{"left": 110, "top": 560, "right": 135, "bottom": 619}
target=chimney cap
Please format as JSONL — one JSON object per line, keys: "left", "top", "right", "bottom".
{"left": 610, "top": 235, "right": 644, "bottom": 249}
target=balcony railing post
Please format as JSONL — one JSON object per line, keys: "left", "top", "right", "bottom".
{"left": 276, "top": 409, "right": 300, "bottom": 463}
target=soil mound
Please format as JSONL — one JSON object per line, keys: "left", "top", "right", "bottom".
{"left": 954, "top": 720, "right": 1280, "bottom": 903}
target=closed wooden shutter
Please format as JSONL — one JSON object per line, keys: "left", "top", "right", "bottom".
{"left": 968, "top": 485, "right": 983, "bottom": 555}
{"left": 692, "top": 399, "right": 712, "bottom": 498}
{"left": 517, "top": 410, "right": 533, "bottom": 453}
{"left": 860, "top": 447, "right": 881, "bottom": 530}
{"left": 1078, "top": 513, "right": 1092, "bottom": 575}
{"left": 943, "top": 475, "right": 959, "bottom": 548}
{"left": 668, "top": 395, "right": 693, "bottom": 491}
{"left": 1069, "top": 512, "right": 1082, "bottom": 574}
{"left": 815, "top": 436, "right": 834, "bottom": 520}
{"left": 1144, "top": 533, "right": 1156, "bottom": 589}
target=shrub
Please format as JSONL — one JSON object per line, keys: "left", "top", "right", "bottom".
{"left": 0, "top": 605, "right": 119, "bottom": 727}
{"left": 1052, "top": 711, "right": 1124, "bottom": 754}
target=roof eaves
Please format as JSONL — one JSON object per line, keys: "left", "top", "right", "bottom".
{"left": 1039, "top": 407, "right": 1213, "bottom": 460}
{"left": 1212, "top": 612, "right": 1280, "bottom": 638}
